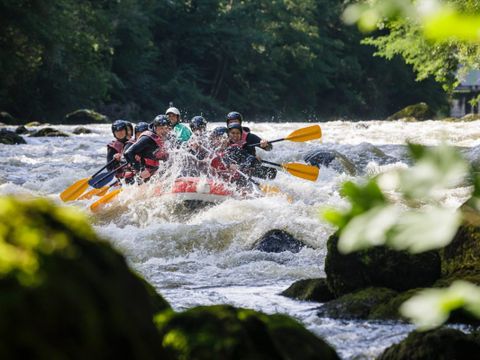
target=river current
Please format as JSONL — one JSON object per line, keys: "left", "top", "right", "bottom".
{"left": 1, "top": 120, "right": 479, "bottom": 359}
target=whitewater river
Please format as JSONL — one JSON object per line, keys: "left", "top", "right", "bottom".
{"left": 1, "top": 120, "right": 479, "bottom": 359}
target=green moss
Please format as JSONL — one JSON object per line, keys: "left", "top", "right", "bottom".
{"left": 387, "top": 102, "right": 433, "bottom": 121}
{"left": 157, "top": 304, "right": 340, "bottom": 360}
{"left": 280, "top": 278, "right": 334, "bottom": 302}
{"left": 65, "top": 109, "right": 109, "bottom": 124}
{"left": 0, "top": 196, "right": 170, "bottom": 359}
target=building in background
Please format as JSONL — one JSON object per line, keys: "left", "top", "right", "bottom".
{"left": 450, "top": 70, "right": 480, "bottom": 117}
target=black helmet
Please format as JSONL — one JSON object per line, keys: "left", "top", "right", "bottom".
{"left": 125, "top": 121, "right": 134, "bottom": 135}
{"left": 226, "top": 111, "right": 243, "bottom": 124}
{"left": 152, "top": 114, "right": 171, "bottom": 128}
{"left": 135, "top": 122, "right": 149, "bottom": 133}
{"left": 190, "top": 116, "right": 207, "bottom": 131}
{"left": 211, "top": 126, "right": 227, "bottom": 137}
{"left": 111, "top": 120, "right": 128, "bottom": 134}
{"left": 227, "top": 123, "right": 242, "bottom": 132}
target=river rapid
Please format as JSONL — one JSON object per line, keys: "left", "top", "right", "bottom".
{"left": 1, "top": 120, "right": 479, "bottom": 359}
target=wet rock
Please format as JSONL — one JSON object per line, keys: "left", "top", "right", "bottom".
{"left": 281, "top": 278, "right": 335, "bottom": 302}
{"left": 72, "top": 126, "right": 93, "bottom": 134}
{"left": 0, "top": 196, "right": 170, "bottom": 359}
{"left": 461, "top": 113, "right": 480, "bottom": 122}
{"left": 317, "top": 287, "right": 398, "bottom": 319}
{"left": 253, "top": 229, "right": 306, "bottom": 253}
{"left": 304, "top": 149, "right": 357, "bottom": 176}
{"left": 65, "top": 109, "right": 109, "bottom": 124}
{"left": 30, "top": 127, "right": 69, "bottom": 137}
{"left": 24, "top": 121, "right": 43, "bottom": 127}
{"left": 156, "top": 304, "right": 340, "bottom": 360}
{"left": 325, "top": 233, "right": 441, "bottom": 297}
{"left": 441, "top": 201, "right": 480, "bottom": 277}
{"left": 0, "top": 129, "right": 26, "bottom": 144}
{"left": 0, "top": 111, "right": 18, "bottom": 125}
{"left": 15, "top": 125, "right": 30, "bottom": 134}
{"left": 387, "top": 102, "right": 433, "bottom": 121}
{"left": 377, "top": 328, "right": 480, "bottom": 360}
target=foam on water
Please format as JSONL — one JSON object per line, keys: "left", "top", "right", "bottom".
{"left": 1, "top": 119, "right": 479, "bottom": 359}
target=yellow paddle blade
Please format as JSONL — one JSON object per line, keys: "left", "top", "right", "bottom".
{"left": 60, "top": 178, "right": 90, "bottom": 202}
{"left": 284, "top": 125, "right": 322, "bottom": 142}
{"left": 260, "top": 184, "right": 293, "bottom": 203}
{"left": 282, "top": 163, "right": 319, "bottom": 182}
{"left": 77, "top": 186, "right": 109, "bottom": 200}
{"left": 90, "top": 189, "right": 122, "bottom": 213}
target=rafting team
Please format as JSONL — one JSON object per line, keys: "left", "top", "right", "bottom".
{"left": 106, "top": 107, "right": 277, "bottom": 189}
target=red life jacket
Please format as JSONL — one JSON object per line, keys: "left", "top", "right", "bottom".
{"left": 107, "top": 139, "right": 125, "bottom": 154}
{"left": 139, "top": 131, "right": 169, "bottom": 168}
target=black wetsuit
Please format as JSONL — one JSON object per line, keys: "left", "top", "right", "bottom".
{"left": 123, "top": 136, "right": 160, "bottom": 172}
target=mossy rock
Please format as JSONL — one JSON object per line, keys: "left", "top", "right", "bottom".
{"left": 72, "top": 127, "right": 93, "bottom": 134}
{"left": 377, "top": 328, "right": 480, "bottom": 360}
{"left": 317, "top": 287, "right": 398, "bottom": 320}
{"left": 440, "top": 202, "right": 480, "bottom": 276}
{"left": 325, "top": 233, "right": 441, "bottom": 297}
{"left": 253, "top": 229, "right": 306, "bottom": 253}
{"left": 369, "top": 288, "right": 420, "bottom": 320}
{"left": 156, "top": 304, "right": 340, "bottom": 360}
{"left": 0, "top": 196, "right": 170, "bottom": 359}
{"left": 25, "top": 121, "right": 44, "bottom": 127}
{"left": 30, "top": 127, "right": 69, "bottom": 137}
{"left": 65, "top": 109, "right": 109, "bottom": 124}
{"left": 461, "top": 113, "right": 480, "bottom": 122}
{"left": 281, "top": 278, "right": 334, "bottom": 302}
{"left": 0, "top": 129, "right": 26, "bottom": 144}
{"left": 0, "top": 111, "right": 18, "bottom": 125}
{"left": 387, "top": 102, "right": 433, "bottom": 121}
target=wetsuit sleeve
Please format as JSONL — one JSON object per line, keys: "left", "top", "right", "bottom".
{"left": 124, "top": 136, "right": 154, "bottom": 171}
{"left": 247, "top": 132, "right": 272, "bottom": 151}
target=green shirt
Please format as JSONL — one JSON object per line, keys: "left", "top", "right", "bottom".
{"left": 173, "top": 123, "right": 192, "bottom": 142}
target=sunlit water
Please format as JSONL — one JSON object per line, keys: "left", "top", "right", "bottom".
{"left": 1, "top": 120, "right": 479, "bottom": 359}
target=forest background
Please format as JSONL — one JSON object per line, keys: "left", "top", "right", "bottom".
{"left": 0, "top": 0, "right": 468, "bottom": 123}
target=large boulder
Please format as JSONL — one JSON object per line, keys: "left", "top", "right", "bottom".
{"left": 387, "top": 102, "right": 433, "bottom": 121}
{"left": 253, "top": 229, "right": 306, "bottom": 253}
{"left": 377, "top": 328, "right": 480, "bottom": 360}
{"left": 156, "top": 304, "right": 340, "bottom": 360}
{"left": 281, "top": 278, "right": 335, "bottom": 302}
{"left": 325, "top": 233, "right": 441, "bottom": 297}
{"left": 0, "top": 197, "right": 170, "bottom": 359}
{"left": 317, "top": 287, "right": 398, "bottom": 320}
{"left": 304, "top": 149, "right": 357, "bottom": 175}
{"left": 0, "top": 129, "right": 26, "bottom": 144}
{"left": 72, "top": 126, "right": 93, "bottom": 134}
{"left": 65, "top": 109, "right": 109, "bottom": 124}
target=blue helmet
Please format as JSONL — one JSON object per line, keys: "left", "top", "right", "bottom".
{"left": 135, "top": 122, "right": 149, "bottom": 133}
{"left": 152, "top": 114, "right": 171, "bottom": 128}
{"left": 227, "top": 123, "right": 242, "bottom": 133}
{"left": 226, "top": 111, "right": 243, "bottom": 124}
{"left": 211, "top": 126, "right": 227, "bottom": 137}
{"left": 190, "top": 116, "right": 207, "bottom": 131}
{"left": 111, "top": 119, "right": 128, "bottom": 134}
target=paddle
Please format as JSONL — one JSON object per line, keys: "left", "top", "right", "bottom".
{"left": 90, "top": 188, "right": 123, "bottom": 212}
{"left": 77, "top": 180, "right": 119, "bottom": 200}
{"left": 60, "top": 159, "right": 116, "bottom": 202}
{"left": 90, "top": 163, "right": 128, "bottom": 188}
{"left": 248, "top": 124, "right": 322, "bottom": 147}
{"left": 261, "top": 160, "right": 319, "bottom": 182}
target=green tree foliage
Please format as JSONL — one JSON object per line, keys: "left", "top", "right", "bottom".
{"left": 0, "top": 0, "right": 448, "bottom": 122}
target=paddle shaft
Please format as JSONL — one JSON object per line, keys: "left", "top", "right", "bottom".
{"left": 92, "top": 159, "right": 116, "bottom": 179}
{"left": 261, "top": 160, "right": 282, "bottom": 168}
{"left": 91, "top": 163, "right": 127, "bottom": 187}
{"left": 247, "top": 138, "right": 283, "bottom": 147}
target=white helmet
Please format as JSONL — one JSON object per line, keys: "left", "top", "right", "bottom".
{"left": 165, "top": 107, "right": 180, "bottom": 116}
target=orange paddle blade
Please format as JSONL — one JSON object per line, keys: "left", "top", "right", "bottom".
{"left": 282, "top": 163, "right": 319, "bottom": 182}
{"left": 284, "top": 125, "right": 322, "bottom": 142}
{"left": 90, "top": 189, "right": 122, "bottom": 212}
{"left": 60, "top": 178, "right": 90, "bottom": 202}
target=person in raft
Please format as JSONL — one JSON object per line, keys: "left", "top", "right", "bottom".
{"left": 123, "top": 115, "right": 171, "bottom": 181}
{"left": 107, "top": 120, "right": 130, "bottom": 181}
{"left": 165, "top": 106, "right": 192, "bottom": 143}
